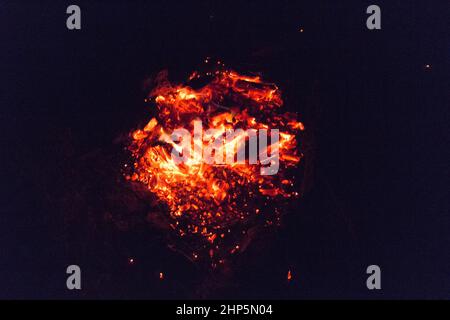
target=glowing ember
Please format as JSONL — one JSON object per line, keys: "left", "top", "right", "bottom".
{"left": 125, "top": 62, "right": 304, "bottom": 266}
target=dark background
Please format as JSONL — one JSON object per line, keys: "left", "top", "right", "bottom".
{"left": 0, "top": 1, "right": 448, "bottom": 299}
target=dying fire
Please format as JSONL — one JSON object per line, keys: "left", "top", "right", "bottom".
{"left": 125, "top": 63, "right": 304, "bottom": 267}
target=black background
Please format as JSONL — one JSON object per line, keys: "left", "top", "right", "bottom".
{"left": 0, "top": 1, "right": 448, "bottom": 299}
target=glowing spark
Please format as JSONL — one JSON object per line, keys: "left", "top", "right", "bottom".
{"left": 287, "top": 270, "right": 292, "bottom": 281}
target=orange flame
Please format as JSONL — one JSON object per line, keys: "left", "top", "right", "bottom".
{"left": 126, "top": 64, "right": 304, "bottom": 266}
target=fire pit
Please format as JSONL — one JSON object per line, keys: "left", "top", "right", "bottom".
{"left": 124, "top": 62, "right": 305, "bottom": 268}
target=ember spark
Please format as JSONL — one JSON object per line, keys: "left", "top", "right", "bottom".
{"left": 125, "top": 64, "right": 304, "bottom": 265}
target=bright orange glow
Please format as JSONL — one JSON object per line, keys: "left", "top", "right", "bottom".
{"left": 125, "top": 64, "right": 304, "bottom": 266}
{"left": 287, "top": 269, "right": 292, "bottom": 281}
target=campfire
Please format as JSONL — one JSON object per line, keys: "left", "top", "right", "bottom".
{"left": 124, "top": 62, "right": 304, "bottom": 267}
